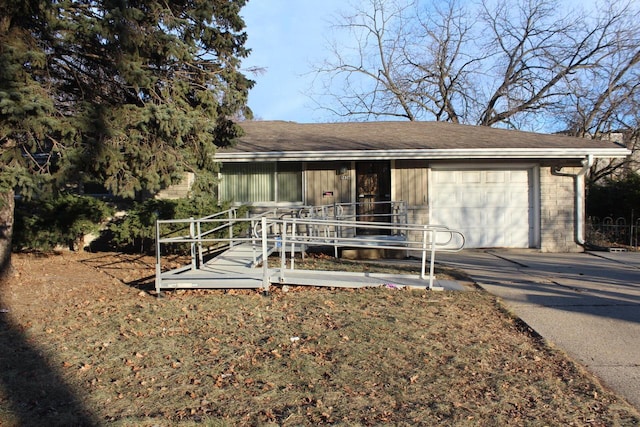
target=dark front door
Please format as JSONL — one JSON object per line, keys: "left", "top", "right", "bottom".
{"left": 356, "top": 161, "right": 391, "bottom": 234}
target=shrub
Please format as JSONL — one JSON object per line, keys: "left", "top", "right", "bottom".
{"left": 13, "top": 194, "right": 114, "bottom": 251}
{"left": 108, "top": 197, "right": 246, "bottom": 254}
{"left": 587, "top": 172, "right": 640, "bottom": 220}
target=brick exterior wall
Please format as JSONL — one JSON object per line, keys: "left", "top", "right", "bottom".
{"left": 539, "top": 166, "right": 583, "bottom": 252}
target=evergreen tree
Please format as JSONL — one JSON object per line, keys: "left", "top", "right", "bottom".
{"left": 0, "top": 0, "right": 253, "bottom": 276}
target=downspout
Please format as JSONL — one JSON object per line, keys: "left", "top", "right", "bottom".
{"left": 552, "top": 155, "right": 593, "bottom": 246}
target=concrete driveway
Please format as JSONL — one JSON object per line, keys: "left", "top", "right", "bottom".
{"left": 436, "top": 250, "right": 640, "bottom": 410}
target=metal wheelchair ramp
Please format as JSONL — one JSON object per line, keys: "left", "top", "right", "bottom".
{"left": 158, "top": 244, "right": 266, "bottom": 290}
{"left": 155, "top": 204, "right": 466, "bottom": 296}
{"left": 159, "top": 243, "right": 465, "bottom": 292}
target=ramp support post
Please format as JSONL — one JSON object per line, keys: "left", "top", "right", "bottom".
{"left": 261, "top": 216, "right": 270, "bottom": 293}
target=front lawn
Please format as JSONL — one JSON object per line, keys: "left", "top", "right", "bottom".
{"left": 1, "top": 252, "right": 638, "bottom": 426}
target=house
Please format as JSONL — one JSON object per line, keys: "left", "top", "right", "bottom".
{"left": 214, "top": 121, "right": 630, "bottom": 252}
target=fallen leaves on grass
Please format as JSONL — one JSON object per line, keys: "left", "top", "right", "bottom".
{"left": 0, "top": 252, "right": 638, "bottom": 427}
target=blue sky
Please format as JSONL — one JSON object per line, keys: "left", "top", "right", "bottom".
{"left": 240, "top": 0, "right": 346, "bottom": 123}
{"left": 239, "top": 0, "right": 597, "bottom": 125}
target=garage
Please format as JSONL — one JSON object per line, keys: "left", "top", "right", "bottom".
{"left": 430, "top": 167, "right": 537, "bottom": 248}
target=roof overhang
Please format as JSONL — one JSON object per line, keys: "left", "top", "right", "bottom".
{"left": 214, "top": 147, "right": 631, "bottom": 162}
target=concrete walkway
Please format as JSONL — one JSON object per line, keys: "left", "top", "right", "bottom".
{"left": 437, "top": 250, "right": 640, "bottom": 410}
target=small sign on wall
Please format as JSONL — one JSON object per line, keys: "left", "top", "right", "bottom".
{"left": 323, "top": 191, "right": 334, "bottom": 198}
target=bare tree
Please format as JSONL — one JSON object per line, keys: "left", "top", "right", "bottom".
{"left": 313, "top": 0, "right": 487, "bottom": 122}
{"left": 313, "top": 0, "right": 640, "bottom": 135}
{"left": 476, "top": 0, "right": 639, "bottom": 128}
{"left": 314, "top": 0, "right": 417, "bottom": 120}
{"left": 314, "top": 0, "right": 478, "bottom": 122}
{"left": 401, "top": 0, "right": 480, "bottom": 123}
{"left": 544, "top": 2, "right": 640, "bottom": 182}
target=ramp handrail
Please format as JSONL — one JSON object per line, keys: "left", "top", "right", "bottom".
{"left": 263, "top": 217, "right": 464, "bottom": 290}
{"left": 155, "top": 206, "right": 464, "bottom": 294}
{"left": 299, "top": 201, "right": 408, "bottom": 224}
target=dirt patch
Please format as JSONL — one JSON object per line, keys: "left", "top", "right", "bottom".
{"left": 1, "top": 251, "right": 638, "bottom": 426}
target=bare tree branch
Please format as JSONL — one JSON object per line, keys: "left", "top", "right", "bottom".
{"left": 311, "top": 0, "right": 640, "bottom": 179}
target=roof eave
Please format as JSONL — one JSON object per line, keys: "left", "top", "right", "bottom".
{"left": 214, "top": 148, "right": 631, "bottom": 162}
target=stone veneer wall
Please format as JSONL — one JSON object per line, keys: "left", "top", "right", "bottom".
{"left": 539, "top": 166, "right": 583, "bottom": 252}
{"left": 155, "top": 172, "right": 195, "bottom": 200}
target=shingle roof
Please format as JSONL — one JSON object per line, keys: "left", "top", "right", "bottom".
{"left": 215, "top": 120, "right": 629, "bottom": 161}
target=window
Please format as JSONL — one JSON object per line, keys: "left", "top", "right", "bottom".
{"left": 276, "top": 162, "right": 304, "bottom": 202}
{"left": 219, "top": 162, "right": 303, "bottom": 204}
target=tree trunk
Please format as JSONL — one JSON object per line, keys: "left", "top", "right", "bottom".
{"left": 0, "top": 189, "right": 15, "bottom": 280}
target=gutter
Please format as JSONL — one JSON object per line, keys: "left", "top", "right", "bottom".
{"left": 215, "top": 148, "right": 629, "bottom": 162}
{"left": 552, "top": 155, "right": 593, "bottom": 246}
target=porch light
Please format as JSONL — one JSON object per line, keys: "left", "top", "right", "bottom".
{"left": 337, "top": 165, "right": 349, "bottom": 175}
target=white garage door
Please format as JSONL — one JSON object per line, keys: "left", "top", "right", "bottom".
{"left": 430, "top": 169, "right": 533, "bottom": 248}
